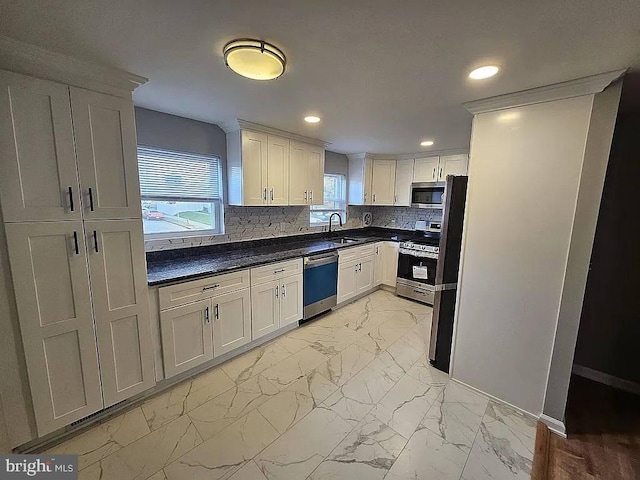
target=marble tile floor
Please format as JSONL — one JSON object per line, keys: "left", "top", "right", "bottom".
{"left": 46, "top": 289, "right": 536, "bottom": 480}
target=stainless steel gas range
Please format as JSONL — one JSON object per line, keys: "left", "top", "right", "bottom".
{"left": 396, "top": 237, "right": 440, "bottom": 305}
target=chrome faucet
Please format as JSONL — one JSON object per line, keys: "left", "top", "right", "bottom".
{"left": 328, "top": 212, "right": 343, "bottom": 233}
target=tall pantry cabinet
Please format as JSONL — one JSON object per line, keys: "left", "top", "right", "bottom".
{"left": 0, "top": 69, "right": 154, "bottom": 436}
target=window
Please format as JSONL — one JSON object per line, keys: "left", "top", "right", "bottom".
{"left": 310, "top": 174, "right": 347, "bottom": 225}
{"left": 138, "top": 146, "right": 223, "bottom": 238}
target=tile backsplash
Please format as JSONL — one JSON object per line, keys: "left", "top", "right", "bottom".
{"left": 370, "top": 206, "right": 443, "bottom": 230}
{"left": 144, "top": 205, "right": 442, "bottom": 251}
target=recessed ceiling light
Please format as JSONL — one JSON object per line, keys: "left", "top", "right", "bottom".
{"left": 420, "top": 140, "right": 434, "bottom": 147}
{"left": 469, "top": 65, "right": 500, "bottom": 80}
{"left": 223, "top": 38, "right": 286, "bottom": 80}
{"left": 304, "top": 116, "right": 321, "bottom": 124}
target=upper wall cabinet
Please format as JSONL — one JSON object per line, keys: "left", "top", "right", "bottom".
{"left": 348, "top": 154, "right": 396, "bottom": 206}
{"left": 0, "top": 71, "right": 142, "bottom": 222}
{"left": 371, "top": 159, "right": 396, "bottom": 205}
{"left": 413, "top": 154, "right": 469, "bottom": 182}
{"left": 394, "top": 159, "right": 414, "bottom": 206}
{"left": 71, "top": 88, "right": 142, "bottom": 220}
{"left": 223, "top": 120, "right": 328, "bottom": 207}
{"left": 347, "top": 154, "right": 373, "bottom": 205}
{"left": 289, "top": 141, "right": 325, "bottom": 206}
{"left": 0, "top": 71, "right": 81, "bottom": 222}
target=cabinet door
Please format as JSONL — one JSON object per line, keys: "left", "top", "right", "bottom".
{"left": 371, "top": 159, "right": 396, "bottom": 205}
{"left": 280, "top": 274, "right": 303, "bottom": 327}
{"left": 337, "top": 260, "right": 358, "bottom": 304}
{"left": 85, "top": 219, "right": 155, "bottom": 406}
{"left": 71, "top": 88, "right": 141, "bottom": 220}
{"left": 382, "top": 242, "right": 400, "bottom": 287}
{"left": 160, "top": 299, "right": 213, "bottom": 378}
{"left": 439, "top": 154, "right": 469, "bottom": 179}
{"left": 288, "top": 141, "right": 308, "bottom": 205}
{"left": 212, "top": 289, "right": 251, "bottom": 357}
{"left": 267, "top": 135, "right": 290, "bottom": 205}
{"left": 364, "top": 158, "right": 374, "bottom": 205}
{"left": 414, "top": 156, "right": 440, "bottom": 183}
{"left": 5, "top": 222, "right": 103, "bottom": 435}
{"left": 394, "top": 159, "right": 414, "bottom": 206}
{"left": 242, "top": 130, "right": 268, "bottom": 205}
{"left": 357, "top": 256, "right": 375, "bottom": 294}
{"left": 0, "top": 71, "right": 81, "bottom": 222}
{"left": 308, "top": 146, "right": 325, "bottom": 206}
{"left": 374, "top": 244, "right": 383, "bottom": 286}
{"left": 251, "top": 281, "right": 280, "bottom": 340}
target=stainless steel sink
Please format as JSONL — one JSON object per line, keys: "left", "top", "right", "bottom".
{"left": 332, "top": 238, "right": 358, "bottom": 245}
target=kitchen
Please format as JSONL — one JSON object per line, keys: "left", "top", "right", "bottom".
{"left": 1, "top": 2, "right": 639, "bottom": 480}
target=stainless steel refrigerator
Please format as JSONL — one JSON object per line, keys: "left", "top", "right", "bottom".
{"left": 428, "top": 175, "right": 468, "bottom": 373}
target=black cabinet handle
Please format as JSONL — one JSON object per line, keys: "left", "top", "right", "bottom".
{"left": 88, "top": 187, "right": 95, "bottom": 211}
{"left": 93, "top": 230, "right": 99, "bottom": 253}
{"left": 204, "top": 306, "right": 210, "bottom": 324}
{"left": 214, "top": 304, "right": 219, "bottom": 320}
{"left": 73, "top": 231, "right": 79, "bottom": 255}
{"left": 68, "top": 186, "right": 74, "bottom": 212}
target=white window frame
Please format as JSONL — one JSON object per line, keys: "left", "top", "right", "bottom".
{"left": 138, "top": 146, "right": 224, "bottom": 240}
{"left": 310, "top": 173, "right": 347, "bottom": 226}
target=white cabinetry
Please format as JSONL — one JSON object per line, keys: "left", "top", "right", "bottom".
{"left": 381, "top": 242, "right": 400, "bottom": 287}
{"left": 371, "top": 159, "right": 397, "bottom": 205}
{"left": 438, "top": 154, "right": 469, "bottom": 179}
{"left": 347, "top": 154, "right": 373, "bottom": 205}
{"left": 414, "top": 156, "right": 441, "bottom": 182}
{"left": 159, "top": 270, "right": 252, "bottom": 378}
{"left": 86, "top": 219, "right": 155, "bottom": 405}
{"left": 227, "top": 130, "right": 289, "bottom": 206}
{"left": 337, "top": 244, "right": 376, "bottom": 304}
{"left": 160, "top": 299, "right": 213, "bottom": 378}
{"left": 4, "top": 222, "right": 103, "bottom": 434}
{"left": 0, "top": 69, "right": 152, "bottom": 436}
{"left": 289, "top": 141, "right": 325, "bottom": 206}
{"left": 212, "top": 289, "right": 252, "bottom": 357}
{"left": 225, "top": 121, "right": 327, "bottom": 207}
{"left": 251, "top": 259, "right": 303, "bottom": 340}
{"left": 413, "top": 154, "right": 469, "bottom": 182}
{"left": 394, "top": 159, "right": 414, "bottom": 206}
{"left": 374, "top": 243, "right": 384, "bottom": 286}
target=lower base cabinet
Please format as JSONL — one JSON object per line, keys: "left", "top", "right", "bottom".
{"left": 160, "top": 299, "right": 214, "bottom": 378}
{"left": 337, "top": 255, "right": 375, "bottom": 304}
{"left": 213, "top": 289, "right": 251, "bottom": 357}
{"left": 251, "top": 272, "right": 303, "bottom": 340}
{"left": 159, "top": 280, "right": 251, "bottom": 378}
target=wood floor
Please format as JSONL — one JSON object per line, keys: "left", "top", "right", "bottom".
{"left": 533, "top": 374, "right": 640, "bottom": 479}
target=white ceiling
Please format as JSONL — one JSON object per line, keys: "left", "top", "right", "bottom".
{"left": 1, "top": 0, "right": 639, "bottom": 154}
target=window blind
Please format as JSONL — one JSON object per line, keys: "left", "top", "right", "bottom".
{"left": 138, "top": 146, "right": 221, "bottom": 200}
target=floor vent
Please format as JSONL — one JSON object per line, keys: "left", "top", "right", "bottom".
{"left": 69, "top": 401, "right": 126, "bottom": 428}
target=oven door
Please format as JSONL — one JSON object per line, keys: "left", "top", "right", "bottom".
{"left": 396, "top": 251, "right": 438, "bottom": 286}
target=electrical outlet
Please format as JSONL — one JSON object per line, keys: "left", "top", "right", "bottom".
{"left": 280, "top": 222, "right": 286, "bottom": 232}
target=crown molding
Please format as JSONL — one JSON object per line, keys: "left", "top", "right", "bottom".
{"left": 220, "top": 118, "right": 331, "bottom": 148}
{"left": 396, "top": 148, "right": 469, "bottom": 161}
{"left": 463, "top": 69, "right": 627, "bottom": 115}
{"left": 0, "top": 36, "right": 148, "bottom": 98}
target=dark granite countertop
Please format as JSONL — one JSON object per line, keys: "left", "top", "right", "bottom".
{"left": 146, "top": 227, "right": 419, "bottom": 287}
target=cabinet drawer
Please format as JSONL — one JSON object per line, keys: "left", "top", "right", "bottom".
{"left": 338, "top": 243, "right": 375, "bottom": 262}
{"left": 159, "top": 270, "right": 250, "bottom": 310}
{"left": 251, "top": 258, "right": 303, "bottom": 285}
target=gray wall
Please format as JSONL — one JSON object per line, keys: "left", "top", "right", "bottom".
{"left": 572, "top": 112, "right": 640, "bottom": 385}
{"left": 135, "top": 107, "right": 227, "bottom": 161}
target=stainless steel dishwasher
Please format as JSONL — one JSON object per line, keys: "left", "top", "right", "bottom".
{"left": 303, "top": 251, "right": 338, "bottom": 320}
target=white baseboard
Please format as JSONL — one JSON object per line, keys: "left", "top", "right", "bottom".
{"left": 449, "top": 378, "right": 538, "bottom": 422}
{"left": 539, "top": 414, "right": 567, "bottom": 438}
{"left": 572, "top": 364, "right": 640, "bottom": 396}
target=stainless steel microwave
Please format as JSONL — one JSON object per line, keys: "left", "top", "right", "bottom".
{"left": 410, "top": 182, "right": 446, "bottom": 209}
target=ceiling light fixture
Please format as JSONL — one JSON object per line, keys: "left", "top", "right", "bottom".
{"left": 469, "top": 65, "right": 500, "bottom": 80}
{"left": 304, "top": 116, "right": 321, "bottom": 124}
{"left": 420, "top": 140, "right": 434, "bottom": 147}
{"left": 223, "top": 38, "right": 286, "bottom": 80}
